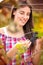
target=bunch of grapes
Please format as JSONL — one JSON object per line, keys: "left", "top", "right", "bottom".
{"left": 14, "top": 41, "right": 29, "bottom": 64}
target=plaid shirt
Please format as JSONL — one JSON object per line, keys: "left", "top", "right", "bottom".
{"left": 0, "top": 33, "right": 33, "bottom": 65}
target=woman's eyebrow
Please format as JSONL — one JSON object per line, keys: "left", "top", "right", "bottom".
{"left": 19, "top": 10, "right": 24, "bottom": 12}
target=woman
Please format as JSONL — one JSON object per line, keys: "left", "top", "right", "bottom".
{"left": 0, "top": 3, "right": 42, "bottom": 65}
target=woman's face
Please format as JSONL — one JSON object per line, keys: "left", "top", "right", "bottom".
{"left": 13, "top": 6, "right": 31, "bottom": 26}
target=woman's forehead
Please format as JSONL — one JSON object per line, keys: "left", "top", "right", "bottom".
{"left": 16, "top": 6, "right": 31, "bottom": 13}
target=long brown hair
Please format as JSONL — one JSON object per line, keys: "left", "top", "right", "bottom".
{"left": 11, "top": 3, "right": 33, "bottom": 38}
{"left": 11, "top": 3, "right": 34, "bottom": 48}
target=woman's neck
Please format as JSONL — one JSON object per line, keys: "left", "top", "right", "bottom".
{"left": 7, "top": 25, "right": 24, "bottom": 38}
{"left": 8, "top": 22, "right": 23, "bottom": 33}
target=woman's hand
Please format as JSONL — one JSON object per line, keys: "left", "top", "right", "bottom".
{"left": 16, "top": 39, "right": 31, "bottom": 49}
{"left": 7, "top": 39, "right": 31, "bottom": 61}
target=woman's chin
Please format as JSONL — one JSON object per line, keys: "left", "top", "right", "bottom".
{"left": 19, "top": 23, "right": 25, "bottom": 26}
{"left": 20, "top": 24, "right": 25, "bottom": 27}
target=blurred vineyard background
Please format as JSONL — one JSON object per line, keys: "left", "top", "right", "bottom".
{"left": 0, "top": 0, "right": 43, "bottom": 65}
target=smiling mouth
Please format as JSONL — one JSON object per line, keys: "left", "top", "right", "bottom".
{"left": 21, "top": 20, "right": 26, "bottom": 24}
{"left": 20, "top": 19, "right": 27, "bottom": 23}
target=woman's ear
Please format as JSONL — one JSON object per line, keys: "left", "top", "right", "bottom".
{"left": 13, "top": 12, "right": 16, "bottom": 15}
{"left": 12, "top": 7, "right": 17, "bottom": 16}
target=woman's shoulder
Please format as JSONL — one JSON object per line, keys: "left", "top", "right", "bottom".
{"left": 0, "top": 27, "right": 4, "bottom": 34}
{"left": 0, "top": 27, "right": 8, "bottom": 38}
{"left": 0, "top": 27, "right": 6, "bottom": 34}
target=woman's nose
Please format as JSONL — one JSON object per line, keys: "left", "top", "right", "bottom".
{"left": 23, "top": 14, "right": 29, "bottom": 20}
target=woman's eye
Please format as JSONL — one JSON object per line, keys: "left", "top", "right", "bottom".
{"left": 20, "top": 11, "right": 24, "bottom": 14}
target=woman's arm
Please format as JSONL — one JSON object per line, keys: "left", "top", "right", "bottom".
{"left": 7, "top": 45, "right": 18, "bottom": 60}
{"left": 32, "top": 38, "right": 43, "bottom": 65}
{"left": 7, "top": 40, "right": 31, "bottom": 59}
{"left": 6, "top": 40, "right": 31, "bottom": 64}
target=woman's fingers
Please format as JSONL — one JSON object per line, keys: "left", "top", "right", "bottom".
{"left": 23, "top": 40, "right": 31, "bottom": 48}
{"left": 16, "top": 39, "right": 31, "bottom": 48}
